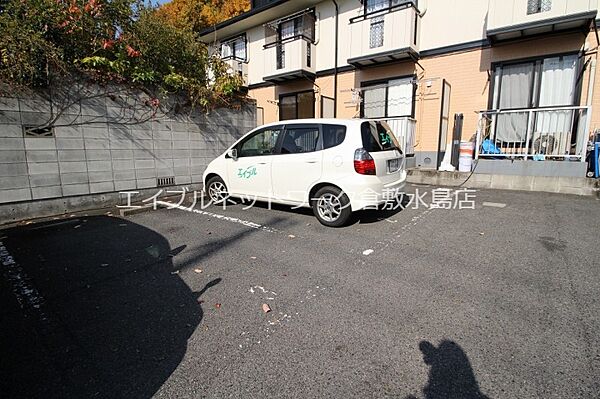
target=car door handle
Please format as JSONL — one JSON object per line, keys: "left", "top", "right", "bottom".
{"left": 305, "top": 160, "right": 318, "bottom": 164}
{"left": 258, "top": 162, "right": 268, "bottom": 165}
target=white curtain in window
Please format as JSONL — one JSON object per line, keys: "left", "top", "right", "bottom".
{"left": 234, "top": 38, "right": 246, "bottom": 60}
{"left": 363, "top": 86, "right": 386, "bottom": 118}
{"left": 534, "top": 55, "right": 577, "bottom": 154}
{"left": 221, "top": 43, "right": 232, "bottom": 58}
{"left": 496, "top": 63, "right": 533, "bottom": 142}
{"left": 387, "top": 78, "right": 413, "bottom": 117}
{"left": 538, "top": 55, "right": 577, "bottom": 106}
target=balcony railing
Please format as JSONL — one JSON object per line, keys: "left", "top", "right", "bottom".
{"left": 475, "top": 106, "right": 591, "bottom": 161}
{"left": 348, "top": 3, "right": 420, "bottom": 67}
{"left": 487, "top": 0, "right": 597, "bottom": 41}
{"left": 263, "top": 39, "right": 316, "bottom": 83}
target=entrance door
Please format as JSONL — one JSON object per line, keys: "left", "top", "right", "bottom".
{"left": 226, "top": 125, "right": 283, "bottom": 199}
{"left": 271, "top": 124, "right": 322, "bottom": 205}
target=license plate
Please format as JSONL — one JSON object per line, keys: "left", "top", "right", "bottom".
{"left": 387, "top": 158, "right": 400, "bottom": 173}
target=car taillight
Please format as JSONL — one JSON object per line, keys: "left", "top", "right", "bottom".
{"left": 354, "top": 148, "right": 376, "bottom": 175}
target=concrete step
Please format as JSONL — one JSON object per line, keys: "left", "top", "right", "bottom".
{"left": 407, "top": 169, "right": 600, "bottom": 197}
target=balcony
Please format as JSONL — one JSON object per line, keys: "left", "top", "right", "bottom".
{"left": 487, "top": 0, "right": 597, "bottom": 42}
{"left": 347, "top": 3, "right": 420, "bottom": 68}
{"left": 475, "top": 106, "right": 591, "bottom": 161}
{"left": 263, "top": 39, "right": 316, "bottom": 83}
{"left": 223, "top": 58, "right": 249, "bottom": 87}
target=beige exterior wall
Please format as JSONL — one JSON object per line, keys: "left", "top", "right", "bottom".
{"left": 226, "top": 0, "right": 600, "bottom": 160}
{"left": 249, "top": 30, "right": 598, "bottom": 155}
{"left": 488, "top": 0, "right": 598, "bottom": 32}
{"left": 419, "top": 0, "right": 489, "bottom": 51}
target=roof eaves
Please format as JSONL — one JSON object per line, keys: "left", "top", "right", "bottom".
{"left": 198, "top": 0, "right": 290, "bottom": 38}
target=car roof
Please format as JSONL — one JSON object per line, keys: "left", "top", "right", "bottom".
{"left": 258, "top": 118, "right": 368, "bottom": 129}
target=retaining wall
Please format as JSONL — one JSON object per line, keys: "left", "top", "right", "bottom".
{"left": 0, "top": 94, "right": 256, "bottom": 224}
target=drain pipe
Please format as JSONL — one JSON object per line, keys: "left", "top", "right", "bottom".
{"left": 587, "top": 58, "right": 596, "bottom": 107}
{"left": 332, "top": 0, "right": 339, "bottom": 117}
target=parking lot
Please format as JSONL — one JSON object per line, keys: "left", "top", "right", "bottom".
{"left": 1, "top": 184, "right": 599, "bottom": 398}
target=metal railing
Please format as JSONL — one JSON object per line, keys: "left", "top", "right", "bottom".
{"left": 385, "top": 117, "right": 416, "bottom": 156}
{"left": 475, "top": 106, "right": 591, "bottom": 162}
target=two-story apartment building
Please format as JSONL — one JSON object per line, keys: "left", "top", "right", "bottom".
{"left": 199, "top": 0, "right": 599, "bottom": 177}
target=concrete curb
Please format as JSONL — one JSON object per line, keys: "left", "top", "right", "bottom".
{"left": 407, "top": 169, "right": 600, "bottom": 197}
{"left": 0, "top": 185, "right": 206, "bottom": 227}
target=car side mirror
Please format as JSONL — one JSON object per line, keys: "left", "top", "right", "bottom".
{"left": 227, "top": 148, "right": 238, "bottom": 160}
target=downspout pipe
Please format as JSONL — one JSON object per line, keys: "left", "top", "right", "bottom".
{"left": 332, "top": 0, "right": 339, "bottom": 118}
{"left": 587, "top": 58, "right": 596, "bottom": 107}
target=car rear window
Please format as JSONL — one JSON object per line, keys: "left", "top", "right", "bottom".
{"left": 322, "top": 124, "right": 346, "bottom": 149}
{"left": 360, "top": 121, "right": 401, "bottom": 153}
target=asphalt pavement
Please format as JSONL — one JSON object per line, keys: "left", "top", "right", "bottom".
{"left": 1, "top": 185, "right": 599, "bottom": 398}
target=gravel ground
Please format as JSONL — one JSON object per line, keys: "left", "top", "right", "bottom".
{"left": 1, "top": 185, "right": 599, "bottom": 398}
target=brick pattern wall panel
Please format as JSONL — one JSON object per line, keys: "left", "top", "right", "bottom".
{"left": 0, "top": 93, "right": 256, "bottom": 205}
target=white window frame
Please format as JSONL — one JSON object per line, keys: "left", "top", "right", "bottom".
{"left": 220, "top": 35, "right": 247, "bottom": 62}
{"left": 361, "top": 77, "right": 415, "bottom": 119}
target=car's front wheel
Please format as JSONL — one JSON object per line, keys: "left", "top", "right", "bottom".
{"left": 311, "top": 186, "right": 352, "bottom": 227}
{"left": 206, "top": 176, "right": 229, "bottom": 204}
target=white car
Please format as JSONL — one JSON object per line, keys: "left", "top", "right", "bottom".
{"left": 202, "top": 119, "right": 406, "bottom": 227}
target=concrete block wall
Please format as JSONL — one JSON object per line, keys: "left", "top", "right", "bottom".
{"left": 0, "top": 94, "right": 256, "bottom": 223}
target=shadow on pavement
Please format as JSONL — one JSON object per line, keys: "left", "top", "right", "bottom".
{"left": 354, "top": 194, "right": 411, "bottom": 224}
{"left": 407, "top": 340, "right": 490, "bottom": 399}
{"left": 223, "top": 194, "right": 411, "bottom": 226}
{"left": 0, "top": 215, "right": 218, "bottom": 398}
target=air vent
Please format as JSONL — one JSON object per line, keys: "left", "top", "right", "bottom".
{"left": 23, "top": 125, "right": 54, "bottom": 137}
{"left": 157, "top": 177, "right": 175, "bottom": 187}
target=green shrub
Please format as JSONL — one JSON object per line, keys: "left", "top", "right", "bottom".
{"left": 0, "top": 0, "right": 244, "bottom": 110}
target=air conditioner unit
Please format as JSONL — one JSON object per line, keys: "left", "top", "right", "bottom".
{"left": 225, "top": 59, "right": 249, "bottom": 87}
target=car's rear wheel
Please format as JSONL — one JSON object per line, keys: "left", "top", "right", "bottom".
{"left": 311, "top": 186, "right": 352, "bottom": 227}
{"left": 206, "top": 176, "right": 229, "bottom": 204}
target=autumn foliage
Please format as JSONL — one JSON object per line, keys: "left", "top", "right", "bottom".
{"left": 0, "top": 0, "right": 245, "bottom": 110}
{"left": 157, "top": 0, "right": 251, "bottom": 32}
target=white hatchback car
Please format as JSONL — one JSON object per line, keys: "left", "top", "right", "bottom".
{"left": 202, "top": 119, "right": 406, "bottom": 227}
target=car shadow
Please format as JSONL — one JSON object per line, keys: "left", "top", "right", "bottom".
{"left": 406, "top": 340, "right": 490, "bottom": 399}
{"left": 0, "top": 216, "right": 219, "bottom": 398}
{"left": 354, "top": 194, "right": 411, "bottom": 225}
{"left": 223, "top": 194, "right": 411, "bottom": 226}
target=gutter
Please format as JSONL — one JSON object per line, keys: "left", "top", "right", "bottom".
{"left": 198, "top": 0, "right": 291, "bottom": 40}
{"left": 332, "top": 0, "right": 339, "bottom": 117}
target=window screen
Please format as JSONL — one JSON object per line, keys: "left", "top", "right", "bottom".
{"left": 387, "top": 78, "right": 413, "bottom": 117}
{"left": 362, "top": 78, "right": 414, "bottom": 118}
{"left": 363, "top": 86, "right": 386, "bottom": 118}
{"left": 239, "top": 127, "right": 282, "bottom": 157}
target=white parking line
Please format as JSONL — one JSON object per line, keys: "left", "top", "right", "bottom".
{"left": 156, "top": 201, "right": 279, "bottom": 233}
{"left": 482, "top": 201, "right": 507, "bottom": 208}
